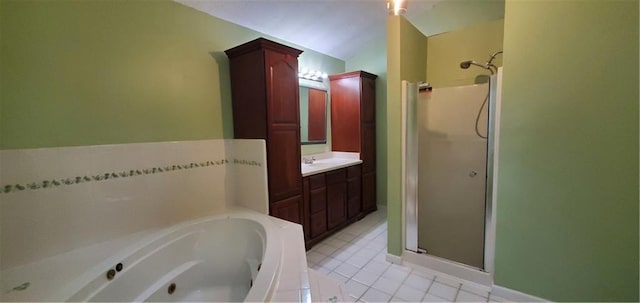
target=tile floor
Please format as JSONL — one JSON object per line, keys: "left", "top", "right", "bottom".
{"left": 306, "top": 208, "right": 507, "bottom": 303}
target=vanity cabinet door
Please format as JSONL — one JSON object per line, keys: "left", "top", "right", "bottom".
{"left": 362, "top": 172, "right": 376, "bottom": 213}
{"left": 326, "top": 169, "right": 347, "bottom": 229}
{"left": 361, "top": 124, "right": 376, "bottom": 212}
{"left": 271, "top": 195, "right": 302, "bottom": 224}
{"left": 310, "top": 210, "right": 327, "bottom": 238}
{"left": 302, "top": 178, "right": 310, "bottom": 240}
{"left": 265, "top": 48, "right": 302, "bottom": 202}
{"left": 304, "top": 174, "right": 327, "bottom": 240}
{"left": 347, "top": 165, "right": 362, "bottom": 219}
{"left": 310, "top": 175, "right": 327, "bottom": 235}
{"left": 267, "top": 126, "right": 302, "bottom": 201}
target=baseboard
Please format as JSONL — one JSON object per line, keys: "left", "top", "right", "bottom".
{"left": 386, "top": 253, "right": 402, "bottom": 264}
{"left": 402, "top": 250, "right": 492, "bottom": 286}
{"left": 491, "top": 285, "right": 550, "bottom": 302}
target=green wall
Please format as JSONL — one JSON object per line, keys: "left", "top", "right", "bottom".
{"left": 0, "top": 0, "right": 343, "bottom": 150}
{"left": 386, "top": 15, "right": 427, "bottom": 256}
{"left": 495, "top": 0, "right": 638, "bottom": 301}
{"left": 346, "top": 38, "right": 388, "bottom": 206}
{"left": 426, "top": 19, "right": 503, "bottom": 88}
{"left": 410, "top": 0, "right": 505, "bottom": 37}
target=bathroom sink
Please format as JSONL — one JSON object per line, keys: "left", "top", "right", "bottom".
{"left": 302, "top": 158, "right": 343, "bottom": 166}
{"left": 300, "top": 154, "right": 362, "bottom": 177}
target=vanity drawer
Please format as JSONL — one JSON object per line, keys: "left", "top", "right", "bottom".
{"left": 309, "top": 174, "right": 326, "bottom": 190}
{"left": 325, "top": 168, "right": 346, "bottom": 184}
{"left": 347, "top": 164, "right": 361, "bottom": 178}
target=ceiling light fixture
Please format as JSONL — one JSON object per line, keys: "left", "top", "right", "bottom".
{"left": 298, "top": 68, "right": 328, "bottom": 82}
{"left": 387, "top": 0, "right": 407, "bottom": 15}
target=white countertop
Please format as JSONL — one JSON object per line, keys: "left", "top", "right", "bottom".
{"left": 301, "top": 152, "right": 362, "bottom": 177}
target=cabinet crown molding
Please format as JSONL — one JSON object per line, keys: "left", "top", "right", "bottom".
{"left": 225, "top": 37, "right": 303, "bottom": 59}
{"left": 329, "top": 70, "right": 378, "bottom": 81}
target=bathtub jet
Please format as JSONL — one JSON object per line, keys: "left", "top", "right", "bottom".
{"left": 67, "top": 213, "right": 281, "bottom": 302}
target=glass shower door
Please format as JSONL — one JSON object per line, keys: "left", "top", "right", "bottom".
{"left": 416, "top": 84, "right": 489, "bottom": 269}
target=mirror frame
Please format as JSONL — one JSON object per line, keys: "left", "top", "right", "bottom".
{"left": 299, "top": 80, "right": 328, "bottom": 145}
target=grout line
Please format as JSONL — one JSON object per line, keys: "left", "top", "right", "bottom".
{"left": 344, "top": 232, "right": 388, "bottom": 301}
{"left": 348, "top": 231, "right": 389, "bottom": 302}
{"left": 386, "top": 267, "right": 414, "bottom": 302}
{"left": 305, "top": 210, "right": 389, "bottom": 302}
{"left": 314, "top": 227, "right": 386, "bottom": 280}
{"left": 452, "top": 283, "right": 463, "bottom": 302}
{"left": 419, "top": 275, "right": 438, "bottom": 302}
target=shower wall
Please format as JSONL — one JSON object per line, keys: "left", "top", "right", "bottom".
{"left": 417, "top": 84, "right": 489, "bottom": 269}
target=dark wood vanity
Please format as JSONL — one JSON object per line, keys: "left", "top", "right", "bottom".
{"left": 330, "top": 71, "right": 378, "bottom": 214}
{"left": 303, "top": 164, "right": 363, "bottom": 247}
{"left": 303, "top": 71, "right": 378, "bottom": 247}
{"left": 225, "top": 38, "right": 304, "bottom": 224}
{"left": 226, "top": 38, "right": 377, "bottom": 249}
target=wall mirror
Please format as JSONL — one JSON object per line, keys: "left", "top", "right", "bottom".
{"left": 299, "top": 85, "right": 327, "bottom": 144}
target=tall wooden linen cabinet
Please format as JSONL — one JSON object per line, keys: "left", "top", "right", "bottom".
{"left": 330, "top": 71, "right": 378, "bottom": 214}
{"left": 225, "top": 38, "right": 303, "bottom": 224}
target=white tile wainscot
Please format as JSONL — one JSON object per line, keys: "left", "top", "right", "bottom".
{"left": 0, "top": 139, "right": 271, "bottom": 271}
{"left": 0, "top": 138, "right": 324, "bottom": 302}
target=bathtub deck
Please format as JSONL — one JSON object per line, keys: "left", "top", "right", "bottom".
{"left": 0, "top": 228, "right": 159, "bottom": 301}
{"left": 1, "top": 208, "right": 312, "bottom": 302}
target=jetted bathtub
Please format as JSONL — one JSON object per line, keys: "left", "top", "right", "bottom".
{"left": 66, "top": 212, "right": 281, "bottom": 302}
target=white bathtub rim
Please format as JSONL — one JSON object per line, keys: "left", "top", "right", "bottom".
{"left": 71, "top": 210, "right": 282, "bottom": 302}
{"left": 0, "top": 208, "right": 281, "bottom": 302}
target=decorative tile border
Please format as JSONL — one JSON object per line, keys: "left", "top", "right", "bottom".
{"left": 0, "top": 158, "right": 262, "bottom": 194}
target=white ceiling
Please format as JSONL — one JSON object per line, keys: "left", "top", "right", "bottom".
{"left": 176, "top": 0, "right": 441, "bottom": 60}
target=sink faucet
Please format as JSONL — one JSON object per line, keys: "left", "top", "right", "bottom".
{"left": 303, "top": 156, "right": 315, "bottom": 164}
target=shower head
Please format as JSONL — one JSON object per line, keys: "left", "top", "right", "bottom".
{"left": 459, "top": 60, "right": 493, "bottom": 74}
{"left": 459, "top": 61, "right": 473, "bottom": 69}
{"left": 460, "top": 50, "right": 503, "bottom": 75}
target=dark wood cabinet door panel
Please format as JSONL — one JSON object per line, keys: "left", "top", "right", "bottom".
{"left": 330, "top": 76, "right": 361, "bottom": 152}
{"left": 361, "top": 124, "right": 376, "bottom": 174}
{"left": 310, "top": 187, "right": 326, "bottom": 214}
{"left": 361, "top": 77, "right": 376, "bottom": 124}
{"left": 362, "top": 172, "right": 376, "bottom": 212}
{"left": 326, "top": 168, "right": 346, "bottom": 184}
{"left": 266, "top": 50, "right": 299, "bottom": 125}
{"left": 310, "top": 210, "right": 327, "bottom": 238}
{"left": 347, "top": 177, "right": 362, "bottom": 219}
{"left": 348, "top": 176, "right": 361, "bottom": 199}
{"left": 271, "top": 195, "right": 302, "bottom": 224}
{"left": 309, "top": 174, "right": 326, "bottom": 190}
{"left": 347, "top": 164, "right": 361, "bottom": 179}
{"left": 303, "top": 177, "right": 310, "bottom": 240}
{"left": 327, "top": 182, "right": 347, "bottom": 229}
{"left": 227, "top": 51, "right": 268, "bottom": 139}
{"left": 348, "top": 197, "right": 361, "bottom": 219}
{"left": 267, "top": 126, "right": 302, "bottom": 200}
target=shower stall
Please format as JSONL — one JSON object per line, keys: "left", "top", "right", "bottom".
{"left": 402, "top": 58, "right": 502, "bottom": 285}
